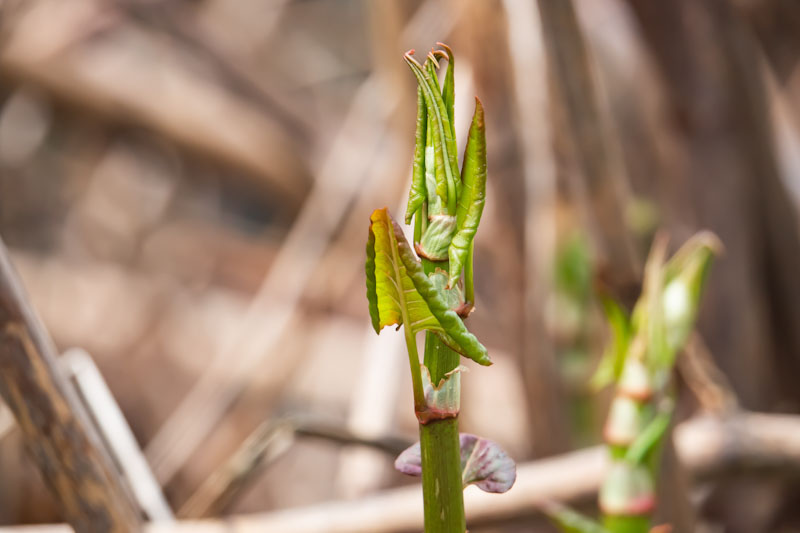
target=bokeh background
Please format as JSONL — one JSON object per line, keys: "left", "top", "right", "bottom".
{"left": 1, "top": 0, "right": 800, "bottom": 531}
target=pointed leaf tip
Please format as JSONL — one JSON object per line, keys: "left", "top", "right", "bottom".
{"left": 447, "top": 97, "right": 487, "bottom": 287}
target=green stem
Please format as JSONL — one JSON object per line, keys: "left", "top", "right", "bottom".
{"left": 420, "top": 257, "right": 465, "bottom": 532}
{"left": 420, "top": 333, "right": 465, "bottom": 532}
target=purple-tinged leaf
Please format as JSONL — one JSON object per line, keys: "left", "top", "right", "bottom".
{"left": 459, "top": 433, "right": 516, "bottom": 493}
{"left": 394, "top": 442, "right": 423, "bottom": 477}
{"left": 394, "top": 433, "right": 516, "bottom": 494}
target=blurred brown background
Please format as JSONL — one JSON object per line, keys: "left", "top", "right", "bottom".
{"left": 1, "top": 0, "right": 800, "bottom": 531}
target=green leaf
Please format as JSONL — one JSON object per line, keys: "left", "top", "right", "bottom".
{"left": 366, "top": 208, "right": 491, "bottom": 366}
{"left": 624, "top": 402, "right": 673, "bottom": 465}
{"left": 591, "top": 297, "right": 632, "bottom": 390}
{"left": 405, "top": 87, "right": 428, "bottom": 224}
{"left": 661, "top": 231, "right": 720, "bottom": 355}
{"left": 631, "top": 235, "right": 670, "bottom": 385}
{"left": 545, "top": 503, "right": 610, "bottom": 533}
{"left": 404, "top": 52, "right": 459, "bottom": 215}
{"left": 424, "top": 118, "right": 445, "bottom": 215}
{"left": 447, "top": 98, "right": 487, "bottom": 288}
{"left": 417, "top": 215, "right": 457, "bottom": 261}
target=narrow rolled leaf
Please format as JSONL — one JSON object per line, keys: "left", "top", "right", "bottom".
{"left": 631, "top": 234, "right": 670, "bottom": 387}
{"left": 395, "top": 433, "right": 516, "bottom": 494}
{"left": 545, "top": 503, "right": 610, "bottom": 533}
{"left": 417, "top": 215, "right": 456, "bottom": 261}
{"left": 591, "top": 297, "right": 632, "bottom": 390}
{"left": 416, "top": 364, "right": 465, "bottom": 423}
{"left": 366, "top": 208, "right": 491, "bottom": 365}
{"left": 425, "top": 58, "right": 458, "bottom": 214}
{"left": 404, "top": 87, "right": 428, "bottom": 224}
{"left": 438, "top": 43, "right": 456, "bottom": 138}
{"left": 424, "top": 127, "right": 444, "bottom": 215}
{"left": 404, "top": 52, "right": 459, "bottom": 215}
{"left": 661, "top": 232, "right": 720, "bottom": 355}
{"left": 365, "top": 226, "right": 380, "bottom": 334}
{"left": 448, "top": 98, "right": 486, "bottom": 287}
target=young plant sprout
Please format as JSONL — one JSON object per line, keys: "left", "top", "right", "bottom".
{"left": 549, "top": 232, "right": 721, "bottom": 533}
{"left": 365, "top": 44, "right": 515, "bottom": 532}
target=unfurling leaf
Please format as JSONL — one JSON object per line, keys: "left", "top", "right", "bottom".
{"left": 395, "top": 433, "right": 516, "bottom": 493}
{"left": 448, "top": 97, "right": 487, "bottom": 288}
{"left": 366, "top": 208, "right": 491, "bottom": 365}
{"left": 661, "top": 232, "right": 721, "bottom": 355}
{"left": 404, "top": 52, "right": 459, "bottom": 215}
{"left": 590, "top": 297, "right": 632, "bottom": 391}
{"left": 417, "top": 215, "right": 456, "bottom": 261}
{"left": 438, "top": 43, "right": 456, "bottom": 137}
{"left": 405, "top": 88, "right": 428, "bottom": 224}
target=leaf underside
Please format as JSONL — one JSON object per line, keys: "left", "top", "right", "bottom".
{"left": 394, "top": 432, "right": 516, "bottom": 493}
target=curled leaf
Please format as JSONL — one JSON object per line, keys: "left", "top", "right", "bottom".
{"left": 405, "top": 87, "right": 428, "bottom": 224}
{"left": 395, "top": 433, "right": 516, "bottom": 494}
{"left": 448, "top": 98, "right": 486, "bottom": 288}
{"left": 416, "top": 215, "right": 457, "bottom": 261}
{"left": 590, "top": 297, "right": 632, "bottom": 391}
{"left": 366, "top": 208, "right": 490, "bottom": 366}
{"left": 428, "top": 269, "right": 465, "bottom": 312}
{"left": 661, "top": 232, "right": 721, "bottom": 355}
{"left": 404, "top": 51, "right": 459, "bottom": 215}
{"left": 459, "top": 433, "right": 516, "bottom": 493}
{"left": 437, "top": 43, "right": 456, "bottom": 138}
